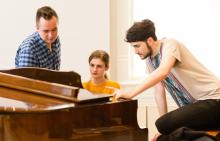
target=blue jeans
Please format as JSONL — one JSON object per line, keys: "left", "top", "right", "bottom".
{"left": 155, "top": 99, "right": 220, "bottom": 135}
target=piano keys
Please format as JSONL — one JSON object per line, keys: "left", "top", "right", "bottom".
{"left": 0, "top": 68, "right": 148, "bottom": 141}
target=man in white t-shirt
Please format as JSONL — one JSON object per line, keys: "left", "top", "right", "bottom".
{"left": 116, "top": 19, "right": 220, "bottom": 141}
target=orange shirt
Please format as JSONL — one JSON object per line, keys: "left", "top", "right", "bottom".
{"left": 83, "top": 80, "right": 120, "bottom": 94}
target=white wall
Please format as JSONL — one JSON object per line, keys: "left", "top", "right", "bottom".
{"left": 0, "top": 0, "right": 109, "bottom": 81}
{"left": 133, "top": 0, "right": 220, "bottom": 77}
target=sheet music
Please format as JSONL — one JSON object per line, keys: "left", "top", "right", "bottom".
{"left": 76, "top": 89, "right": 112, "bottom": 103}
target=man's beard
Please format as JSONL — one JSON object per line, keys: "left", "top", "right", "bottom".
{"left": 141, "top": 42, "right": 152, "bottom": 59}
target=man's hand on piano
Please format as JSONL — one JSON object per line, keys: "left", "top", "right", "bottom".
{"left": 104, "top": 86, "right": 132, "bottom": 101}
{"left": 103, "top": 86, "right": 122, "bottom": 102}
{"left": 114, "top": 91, "right": 132, "bottom": 101}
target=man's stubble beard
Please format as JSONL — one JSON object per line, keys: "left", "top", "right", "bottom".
{"left": 142, "top": 42, "right": 152, "bottom": 60}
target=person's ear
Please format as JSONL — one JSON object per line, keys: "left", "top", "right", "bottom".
{"left": 146, "top": 37, "right": 154, "bottom": 45}
{"left": 146, "top": 37, "right": 152, "bottom": 43}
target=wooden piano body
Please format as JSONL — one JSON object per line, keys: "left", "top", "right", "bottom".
{"left": 0, "top": 68, "right": 148, "bottom": 141}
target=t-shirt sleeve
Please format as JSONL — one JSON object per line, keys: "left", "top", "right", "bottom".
{"left": 161, "top": 39, "right": 182, "bottom": 63}
{"left": 82, "top": 82, "right": 88, "bottom": 89}
{"left": 115, "top": 82, "right": 121, "bottom": 89}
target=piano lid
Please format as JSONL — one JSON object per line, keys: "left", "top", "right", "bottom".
{"left": 0, "top": 67, "right": 83, "bottom": 88}
{"left": 0, "top": 68, "right": 112, "bottom": 113}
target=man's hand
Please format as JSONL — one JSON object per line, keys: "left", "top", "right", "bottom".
{"left": 114, "top": 91, "right": 132, "bottom": 100}
{"left": 104, "top": 86, "right": 126, "bottom": 101}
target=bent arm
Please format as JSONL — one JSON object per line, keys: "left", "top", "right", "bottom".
{"left": 126, "top": 56, "right": 176, "bottom": 99}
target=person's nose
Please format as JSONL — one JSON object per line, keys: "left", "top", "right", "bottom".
{"left": 48, "top": 31, "right": 53, "bottom": 38}
{"left": 92, "top": 66, "right": 98, "bottom": 72}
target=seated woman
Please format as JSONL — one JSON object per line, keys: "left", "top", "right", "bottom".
{"left": 83, "top": 50, "right": 120, "bottom": 94}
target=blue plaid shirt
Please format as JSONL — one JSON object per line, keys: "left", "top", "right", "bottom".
{"left": 15, "top": 32, "right": 61, "bottom": 70}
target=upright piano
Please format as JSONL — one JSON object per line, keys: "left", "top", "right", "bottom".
{"left": 0, "top": 68, "right": 148, "bottom": 141}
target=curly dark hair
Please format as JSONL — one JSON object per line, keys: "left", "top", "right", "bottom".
{"left": 125, "top": 19, "right": 157, "bottom": 42}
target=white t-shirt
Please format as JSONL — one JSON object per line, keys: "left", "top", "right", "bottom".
{"left": 159, "top": 38, "right": 220, "bottom": 100}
